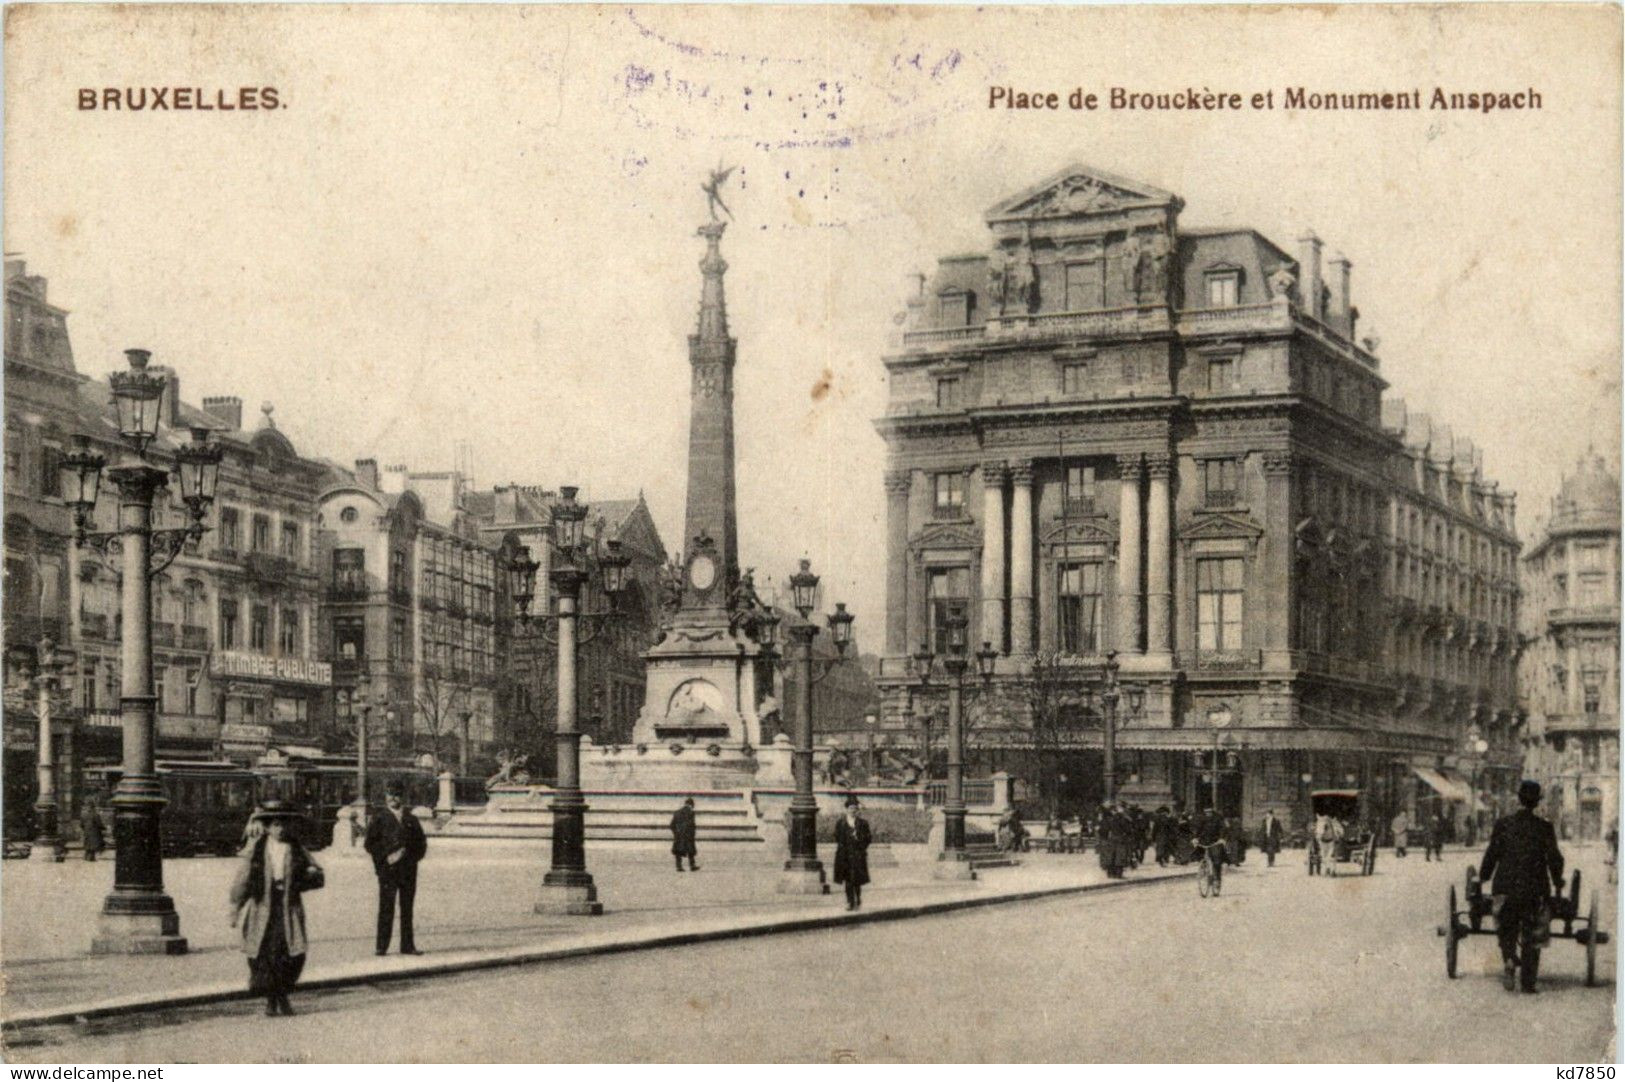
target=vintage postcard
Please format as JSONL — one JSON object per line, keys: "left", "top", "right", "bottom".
{"left": 1, "top": 2, "right": 1620, "bottom": 1065}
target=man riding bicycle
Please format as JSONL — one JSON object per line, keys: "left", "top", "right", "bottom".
{"left": 1195, "top": 806, "right": 1227, "bottom": 888}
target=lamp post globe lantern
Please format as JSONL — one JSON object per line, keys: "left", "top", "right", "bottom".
{"left": 789, "top": 558, "right": 819, "bottom": 619}
{"left": 63, "top": 435, "right": 106, "bottom": 535}
{"left": 171, "top": 426, "right": 223, "bottom": 521}
{"left": 755, "top": 608, "right": 780, "bottom": 653}
{"left": 975, "top": 640, "right": 998, "bottom": 681}
{"left": 552, "top": 485, "right": 588, "bottom": 554}
{"left": 508, "top": 546, "right": 540, "bottom": 618}
{"left": 934, "top": 608, "right": 975, "bottom": 879}
{"left": 599, "top": 538, "right": 630, "bottom": 598}
{"left": 827, "top": 602, "right": 854, "bottom": 656}
{"left": 108, "top": 349, "right": 166, "bottom": 450}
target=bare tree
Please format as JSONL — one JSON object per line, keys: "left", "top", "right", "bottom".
{"left": 1024, "top": 652, "right": 1094, "bottom": 818}
{"left": 414, "top": 666, "right": 468, "bottom": 773}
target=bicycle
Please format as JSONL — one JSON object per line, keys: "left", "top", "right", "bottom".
{"left": 1195, "top": 841, "right": 1225, "bottom": 898}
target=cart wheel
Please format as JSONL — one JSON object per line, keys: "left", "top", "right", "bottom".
{"left": 1365, "top": 843, "right": 1377, "bottom": 876}
{"left": 1198, "top": 864, "right": 1212, "bottom": 898}
{"left": 1446, "top": 885, "right": 1460, "bottom": 979}
{"left": 1571, "top": 868, "right": 1583, "bottom": 907}
{"left": 1586, "top": 890, "right": 1599, "bottom": 987}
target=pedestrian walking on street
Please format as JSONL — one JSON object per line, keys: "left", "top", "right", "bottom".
{"left": 1391, "top": 810, "right": 1410, "bottom": 858}
{"left": 671, "top": 798, "right": 699, "bottom": 871}
{"left": 1195, "top": 807, "right": 1227, "bottom": 888}
{"left": 833, "top": 795, "right": 871, "bottom": 911}
{"left": 229, "top": 801, "right": 323, "bottom": 1017}
{"left": 1423, "top": 812, "right": 1444, "bottom": 861}
{"left": 364, "top": 783, "right": 428, "bottom": 955}
{"left": 1478, "top": 780, "right": 1565, "bottom": 994}
{"left": 80, "top": 802, "right": 104, "bottom": 862}
{"left": 1152, "top": 806, "right": 1174, "bottom": 866}
{"left": 1259, "top": 809, "right": 1283, "bottom": 867}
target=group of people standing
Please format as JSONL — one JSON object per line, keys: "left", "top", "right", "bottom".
{"left": 228, "top": 783, "right": 428, "bottom": 1017}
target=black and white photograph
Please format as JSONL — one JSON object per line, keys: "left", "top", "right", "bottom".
{"left": 0, "top": 2, "right": 1619, "bottom": 1064}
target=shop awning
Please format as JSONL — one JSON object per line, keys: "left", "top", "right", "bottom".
{"left": 1412, "top": 766, "right": 1472, "bottom": 802}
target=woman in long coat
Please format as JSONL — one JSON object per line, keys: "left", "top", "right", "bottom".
{"left": 833, "top": 796, "right": 871, "bottom": 911}
{"left": 230, "top": 801, "right": 323, "bottom": 1016}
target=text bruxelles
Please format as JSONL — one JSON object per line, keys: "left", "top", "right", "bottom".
{"left": 78, "top": 86, "right": 281, "bottom": 111}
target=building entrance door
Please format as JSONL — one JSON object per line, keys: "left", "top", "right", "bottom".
{"left": 1581, "top": 798, "right": 1603, "bottom": 841}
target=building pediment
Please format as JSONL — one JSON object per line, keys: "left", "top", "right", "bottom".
{"left": 986, "top": 165, "right": 1179, "bottom": 224}
{"left": 910, "top": 521, "right": 981, "bottom": 551}
{"left": 1179, "top": 510, "right": 1265, "bottom": 543}
{"left": 1039, "top": 518, "right": 1117, "bottom": 549}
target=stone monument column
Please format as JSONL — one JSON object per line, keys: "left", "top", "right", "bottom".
{"left": 884, "top": 469, "right": 911, "bottom": 656}
{"left": 1145, "top": 452, "right": 1173, "bottom": 659}
{"left": 1009, "top": 460, "right": 1035, "bottom": 654}
{"left": 1116, "top": 455, "right": 1144, "bottom": 654}
{"left": 981, "top": 461, "right": 1008, "bottom": 652}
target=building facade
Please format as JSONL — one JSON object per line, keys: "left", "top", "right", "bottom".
{"left": 873, "top": 165, "right": 1522, "bottom": 828}
{"left": 1520, "top": 454, "right": 1620, "bottom": 841}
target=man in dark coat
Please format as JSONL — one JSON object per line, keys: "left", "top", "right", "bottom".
{"left": 1195, "top": 807, "right": 1227, "bottom": 887}
{"left": 364, "top": 784, "right": 428, "bottom": 955}
{"left": 1478, "top": 780, "right": 1565, "bottom": 993}
{"left": 1151, "top": 807, "right": 1173, "bottom": 866}
{"left": 833, "top": 796, "right": 871, "bottom": 910}
{"left": 80, "top": 802, "right": 104, "bottom": 862}
{"left": 1259, "top": 809, "right": 1284, "bottom": 867}
{"left": 670, "top": 798, "right": 699, "bottom": 871}
{"left": 1423, "top": 812, "right": 1445, "bottom": 861}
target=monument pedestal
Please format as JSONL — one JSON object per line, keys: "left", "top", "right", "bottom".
{"left": 91, "top": 895, "right": 188, "bottom": 955}
{"left": 933, "top": 852, "right": 978, "bottom": 881}
{"left": 535, "top": 874, "right": 604, "bottom": 916}
{"left": 777, "top": 861, "right": 830, "bottom": 895}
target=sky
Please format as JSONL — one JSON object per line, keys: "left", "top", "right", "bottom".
{"left": 6, "top": 5, "right": 1620, "bottom": 650}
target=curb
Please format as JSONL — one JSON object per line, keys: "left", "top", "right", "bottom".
{"left": 3, "top": 869, "right": 1192, "bottom": 1034}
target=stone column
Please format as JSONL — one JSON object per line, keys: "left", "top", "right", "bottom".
{"left": 1567, "top": 638, "right": 1582, "bottom": 714}
{"left": 883, "top": 469, "right": 912, "bottom": 656}
{"left": 1116, "top": 455, "right": 1144, "bottom": 654}
{"left": 1009, "top": 461, "right": 1035, "bottom": 654}
{"left": 981, "top": 461, "right": 1008, "bottom": 652}
{"left": 1145, "top": 452, "right": 1173, "bottom": 660}
{"left": 1262, "top": 451, "right": 1295, "bottom": 666}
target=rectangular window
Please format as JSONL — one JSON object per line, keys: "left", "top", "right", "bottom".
{"left": 1064, "top": 262, "right": 1102, "bottom": 311}
{"left": 1203, "top": 459, "right": 1240, "bottom": 507}
{"left": 1205, "top": 273, "right": 1239, "bottom": 307}
{"left": 39, "top": 444, "right": 62, "bottom": 498}
{"left": 334, "top": 548, "right": 365, "bottom": 592}
{"left": 219, "top": 507, "right": 240, "bottom": 551}
{"left": 933, "top": 472, "right": 964, "bottom": 515}
{"left": 1206, "top": 358, "right": 1235, "bottom": 392}
{"left": 1583, "top": 669, "right": 1603, "bottom": 714}
{"left": 273, "top": 697, "right": 309, "bottom": 729}
{"left": 219, "top": 598, "right": 239, "bottom": 649}
{"left": 334, "top": 616, "right": 365, "bottom": 661}
{"left": 250, "top": 605, "right": 270, "bottom": 651}
{"left": 1065, "top": 464, "right": 1097, "bottom": 512}
{"left": 1554, "top": 573, "right": 1568, "bottom": 604}
{"left": 250, "top": 515, "right": 271, "bottom": 553}
{"left": 279, "top": 608, "right": 299, "bottom": 654}
{"left": 184, "top": 666, "right": 202, "bottom": 715}
{"left": 1577, "top": 572, "right": 1606, "bottom": 607}
{"left": 928, "top": 567, "right": 971, "bottom": 655}
{"left": 1058, "top": 562, "right": 1103, "bottom": 654}
{"left": 390, "top": 549, "right": 410, "bottom": 594}
{"left": 1196, "top": 557, "right": 1245, "bottom": 651}
{"left": 935, "top": 377, "right": 960, "bottom": 409}
{"left": 936, "top": 292, "right": 970, "bottom": 326}
{"left": 280, "top": 522, "right": 300, "bottom": 560}
{"left": 391, "top": 615, "right": 409, "bottom": 660}
{"left": 1061, "top": 363, "right": 1087, "bottom": 395}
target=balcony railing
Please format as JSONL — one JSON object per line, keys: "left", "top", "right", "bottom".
{"left": 925, "top": 779, "right": 996, "bottom": 807}
{"left": 1202, "top": 490, "right": 1240, "bottom": 509}
{"left": 152, "top": 622, "right": 177, "bottom": 647}
{"left": 182, "top": 625, "right": 210, "bottom": 651}
{"left": 328, "top": 577, "right": 369, "bottom": 601}
{"left": 245, "top": 552, "right": 297, "bottom": 583}
{"left": 1548, "top": 605, "right": 1620, "bottom": 627}
{"left": 932, "top": 503, "right": 967, "bottom": 521}
{"left": 1062, "top": 497, "right": 1097, "bottom": 517}
{"left": 1192, "top": 649, "right": 1261, "bottom": 671}
{"left": 80, "top": 613, "right": 111, "bottom": 641}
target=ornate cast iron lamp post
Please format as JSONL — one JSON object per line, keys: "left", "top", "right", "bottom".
{"left": 909, "top": 609, "right": 996, "bottom": 879}
{"left": 64, "top": 349, "right": 222, "bottom": 954}
{"left": 506, "top": 486, "right": 629, "bottom": 915}
{"left": 1098, "top": 650, "right": 1146, "bottom": 806}
{"left": 30, "top": 637, "right": 66, "bottom": 860}
{"left": 754, "top": 559, "right": 854, "bottom": 895}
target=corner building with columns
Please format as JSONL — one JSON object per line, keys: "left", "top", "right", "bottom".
{"left": 873, "top": 165, "right": 1522, "bottom": 827}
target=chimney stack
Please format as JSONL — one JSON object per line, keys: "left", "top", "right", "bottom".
{"left": 355, "top": 458, "right": 379, "bottom": 490}
{"left": 1327, "top": 250, "right": 1352, "bottom": 335}
{"left": 495, "top": 485, "right": 520, "bottom": 523}
{"left": 1297, "top": 231, "right": 1323, "bottom": 318}
{"left": 152, "top": 366, "right": 182, "bottom": 429}
{"left": 201, "top": 395, "right": 242, "bottom": 430}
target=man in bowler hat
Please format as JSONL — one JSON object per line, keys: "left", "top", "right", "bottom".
{"left": 833, "top": 795, "right": 872, "bottom": 911}
{"left": 364, "top": 783, "right": 428, "bottom": 955}
{"left": 1478, "top": 780, "right": 1565, "bottom": 993}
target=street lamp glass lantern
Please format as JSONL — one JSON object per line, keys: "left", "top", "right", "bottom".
{"left": 172, "top": 426, "right": 222, "bottom": 511}
{"left": 62, "top": 435, "right": 105, "bottom": 517}
{"left": 975, "top": 640, "right": 998, "bottom": 679}
{"left": 552, "top": 486, "right": 587, "bottom": 553}
{"left": 600, "top": 538, "right": 630, "bottom": 596}
{"left": 109, "top": 349, "right": 166, "bottom": 447}
{"left": 946, "top": 609, "right": 968, "bottom": 655}
{"left": 756, "top": 609, "right": 780, "bottom": 650}
{"left": 1125, "top": 684, "right": 1146, "bottom": 714}
{"left": 509, "top": 547, "right": 540, "bottom": 613}
{"left": 826, "top": 602, "right": 854, "bottom": 653}
{"left": 789, "top": 558, "right": 819, "bottom": 619}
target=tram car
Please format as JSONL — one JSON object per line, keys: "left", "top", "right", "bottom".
{"left": 252, "top": 753, "right": 437, "bottom": 849}
{"left": 85, "top": 759, "right": 259, "bottom": 857}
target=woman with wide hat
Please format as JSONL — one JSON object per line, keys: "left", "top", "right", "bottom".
{"left": 229, "top": 801, "right": 324, "bottom": 1016}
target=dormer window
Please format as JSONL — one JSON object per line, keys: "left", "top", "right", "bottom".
{"left": 1204, "top": 264, "right": 1243, "bottom": 307}
{"left": 936, "top": 289, "right": 972, "bottom": 327}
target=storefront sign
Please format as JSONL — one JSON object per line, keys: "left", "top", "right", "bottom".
{"left": 221, "top": 723, "right": 272, "bottom": 746}
{"left": 211, "top": 652, "right": 332, "bottom": 686}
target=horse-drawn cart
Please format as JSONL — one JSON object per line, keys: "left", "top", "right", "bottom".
{"left": 1438, "top": 865, "right": 1609, "bottom": 986}
{"left": 1306, "top": 789, "right": 1377, "bottom": 877}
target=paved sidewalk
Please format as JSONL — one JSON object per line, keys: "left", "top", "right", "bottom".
{"left": 2, "top": 839, "right": 1190, "bottom": 1029}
